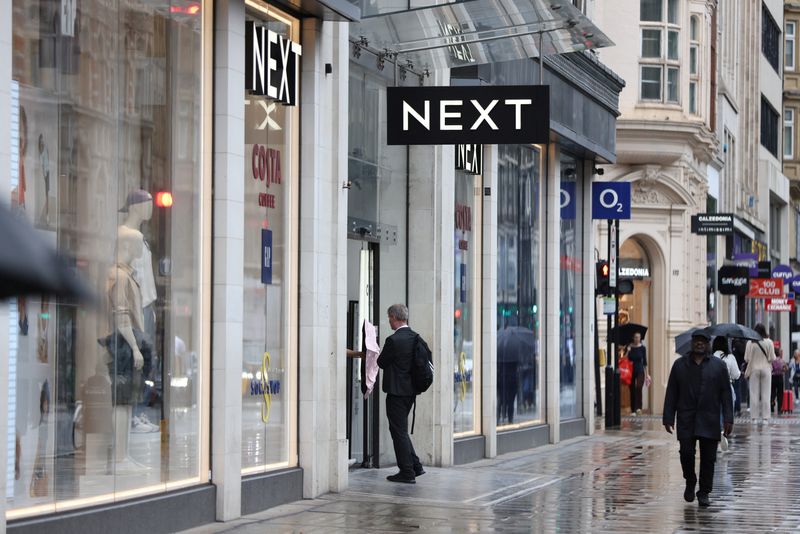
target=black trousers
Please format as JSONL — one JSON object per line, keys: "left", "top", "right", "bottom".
{"left": 679, "top": 437, "right": 718, "bottom": 495}
{"left": 386, "top": 394, "right": 422, "bottom": 478}
{"left": 630, "top": 372, "right": 644, "bottom": 413}
{"left": 771, "top": 374, "right": 785, "bottom": 413}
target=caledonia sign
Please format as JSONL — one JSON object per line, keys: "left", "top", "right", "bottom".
{"left": 386, "top": 85, "right": 549, "bottom": 145}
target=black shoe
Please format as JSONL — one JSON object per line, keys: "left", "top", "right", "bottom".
{"left": 696, "top": 492, "right": 710, "bottom": 507}
{"left": 415, "top": 467, "right": 426, "bottom": 477}
{"left": 387, "top": 473, "right": 416, "bottom": 484}
{"left": 684, "top": 483, "right": 695, "bottom": 503}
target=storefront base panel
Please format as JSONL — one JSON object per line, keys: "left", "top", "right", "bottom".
{"left": 559, "top": 418, "right": 587, "bottom": 441}
{"left": 454, "top": 435, "right": 486, "bottom": 465}
{"left": 497, "top": 425, "right": 550, "bottom": 456}
{"left": 241, "top": 468, "right": 303, "bottom": 516}
{"left": 8, "top": 484, "right": 216, "bottom": 534}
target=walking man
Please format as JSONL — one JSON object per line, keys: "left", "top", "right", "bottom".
{"left": 663, "top": 330, "right": 733, "bottom": 507}
{"left": 377, "top": 304, "right": 425, "bottom": 483}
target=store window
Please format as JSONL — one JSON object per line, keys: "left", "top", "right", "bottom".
{"left": 497, "top": 145, "right": 542, "bottom": 428}
{"left": 241, "top": 1, "right": 300, "bottom": 473}
{"left": 8, "top": 0, "right": 207, "bottom": 518}
{"left": 454, "top": 167, "right": 481, "bottom": 436}
{"left": 559, "top": 154, "right": 582, "bottom": 419}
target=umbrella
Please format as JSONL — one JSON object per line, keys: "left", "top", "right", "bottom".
{"left": 610, "top": 322, "right": 648, "bottom": 345}
{"left": 675, "top": 327, "right": 710, "bottom": 356}
{"left": 704, "top": 323, "right": 762, "bottom": 341}
{"left": 0, "top": 203, "right": 93, "bottom": 300}
{"left": 497, "top": 326, "right": 536, "bottom": 363}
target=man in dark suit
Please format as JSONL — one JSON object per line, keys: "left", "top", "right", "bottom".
{"left": 663, "top": 330, "right": 733, "bottom": 507}
{"left": 377, "top": 304, "right": 425, "bottom": 483}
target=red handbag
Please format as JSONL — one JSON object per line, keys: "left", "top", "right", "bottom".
{"left": 619, "top": 357, "right": 633, "bottom": 386}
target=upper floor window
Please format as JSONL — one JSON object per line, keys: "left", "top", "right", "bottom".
{"left": 689, "top": 15, "right": 700, "bottom": 114}
{"left": 640, "top": 0, "right": 680, "bottom": 103}
{"left": 762, "top": 4, "right": 781, "bottom": 73}
{"left": 761, "top": 96, "right": 779, "bottom": 157}
{"left": 785, "top": 108, "right": 794, "bottom": 159}
{"left": 786, "top": 21, "right": 796, "bottom": 71}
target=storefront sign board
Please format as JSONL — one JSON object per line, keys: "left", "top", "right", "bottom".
{"left": 561, "top": 181, "right": 576, "bottom": 220}
{"left": 690, "top": 213, "right": 734, "bottom": 235}
{"left": 245, "top": 21, "right": 302, "bottom": 105}
{"left": 748, "top": 278, "right": 783, "bottom": 298}
{"left": 765, "top": 298, "right": 795, "bottom": 312}
{"left": 717, "top": 265, "right": 750, "bottom": 296}
{"left": 591, "top": 182, "right": 631, "bottom": 219}
{"left": 772, "top": 264, "right": 794, "bottom": 281}
{"left": 455, "top": 144, "right": 482, "bottom": 174}
{"left": 261, "top": 229, "right": 273, "bottom": 284}
{"left": 386, "top": 85, "right": 549, "bottom": 145}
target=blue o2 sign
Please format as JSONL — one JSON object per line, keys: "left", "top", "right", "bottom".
{"left": 561, "top": 181, "right": 576, "bottom": 220}
{"left": 592, "top": 182, "right": 631, "bottom": 220}
{"left": 386, "top": 85, "right": 549, "bottom": 145}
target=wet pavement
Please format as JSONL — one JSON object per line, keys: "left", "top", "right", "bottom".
{"left": 182, "top": 415, "right": 800, "bottom": 533}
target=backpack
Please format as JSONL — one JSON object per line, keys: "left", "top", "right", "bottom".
{"left": 411, "top": 334, "right": 434, "bottom": 394}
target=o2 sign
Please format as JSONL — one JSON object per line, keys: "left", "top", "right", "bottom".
{"left": 561, "top": 181, "right": 576, "bottom": 220}
{"left": 592, "top": 182, "right": 631, "bottom": 220}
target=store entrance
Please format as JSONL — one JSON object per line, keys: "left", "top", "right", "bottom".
{"left": 346, "top": 239, "right": 380, "bottom": 467}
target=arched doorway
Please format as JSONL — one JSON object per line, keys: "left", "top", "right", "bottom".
{"left": 619, "top": 238, "right": 653, "bottom": 414}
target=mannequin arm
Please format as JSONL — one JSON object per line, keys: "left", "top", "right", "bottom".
{"left": 116, "top": 321, "right": 144, "bottom": 370}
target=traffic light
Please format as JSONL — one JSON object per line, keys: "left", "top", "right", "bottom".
{"left": 596, "top": 260, "right": 610, "bottom": 296}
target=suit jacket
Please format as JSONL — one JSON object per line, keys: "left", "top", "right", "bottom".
{"left": 377, "top": 326, "right": 417, "bottom": 396}
{"left": 662, "top": 353, "right": 733, "bottom": 441}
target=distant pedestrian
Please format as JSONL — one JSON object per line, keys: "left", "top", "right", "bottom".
{"left": 791, "top": 350, "right": 800, "bottom": 402}
{"left": 377, "top": 304, "right": 425, "bottom": 484}
{"left": 712, "top": 336, "right": 738, "bottom": 452}
{"left": 731, "top": 338, "right": 747, "bottom": 416}
{"left": 744, "top": 324, "right": 776, "bottom": 424}
{"left": 626, "top": 332, "right": 649, "bottom": 415}
{"left": 771, "top": 348, "right": 788, "bottom": 414}
{"left": 663, "top": 330, "right": 733, "bottom": 507}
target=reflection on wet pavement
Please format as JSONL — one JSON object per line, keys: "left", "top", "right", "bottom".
{"left": 182, "top": 416, "right": 800, "bottom": 533}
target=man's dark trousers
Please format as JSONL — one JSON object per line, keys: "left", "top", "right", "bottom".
{"left": 679, "top": 436, "right": 717, "bottom": 494}
{"left": 386, "top": 394, "right": 421, "bottom": 478}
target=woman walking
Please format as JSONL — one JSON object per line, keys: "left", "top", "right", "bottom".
{"left": 627, "top": 332, "right": 650, "bottom": 415}
{"left": 744, "top": 323, "right": 776, "bottom": 424}
{"left": 712, "top": 336, "right": 739, "bottom": 451}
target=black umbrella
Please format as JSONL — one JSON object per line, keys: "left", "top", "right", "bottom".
{"left": 704, "top": 323, "right": 761, "bottom": 341}
{"left": 497, "top": 326, "right": 536, "bottom": 363}
{"left": 0, "top": 203, "right": 92, "bottom": 300}
{"left": 610, "top": 322, "right": 648, "bottom": 345}
{"left": 675, "top": 327, "right": 710, "bottom": 356}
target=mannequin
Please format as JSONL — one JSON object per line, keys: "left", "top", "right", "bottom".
{"left": 106, "top": 226, "right": 146, "bottom": 466}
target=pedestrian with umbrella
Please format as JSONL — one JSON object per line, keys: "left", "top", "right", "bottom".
{"left": 743, "top": 323, "right": 775, "bottom": 425}
{"left": 497, "top": 326, "right": 535, "bottom": 424}
{"left": 705, "top": 323, "right": 761, "bottom": 417}
{"left": 625, "top": 331, "right": 650, "bottom": 415}
{"left": 663, "top": 329, "right": 733, "bottom": 507}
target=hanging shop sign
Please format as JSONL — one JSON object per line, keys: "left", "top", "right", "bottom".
{"left": 765, "top": 298, "right": 795, "bottom": 312}
{"left": 732, "top": 252, "right": 759, "bottom": 277}
{"left": 790, "top": 276, "right": 800, "bottom": 293}
{"left": 690, "top": 213, "right": 734, "bottom": 235}
{"left": 245, "top": 21, "right": 302, "bottom": 105}
{"left": 561, "top": 181, "right": 576, "bottom": 220}
{"left": 772, "top": 264, "right": 794, "bottom": 281}
{"left": 717, "top": 265, "right": 750, "bottom": 296}
{"left": 747, "top": 278, "right": 783, "bottom": 298}
{"left": 591, "top": 182, "right": 631, "bottom": 220}
{"left": 386, "top": 85, "right": 549, "bottom": 145}
{"left": 455, "top": 144, "right": 482, "bottom": 175}
{"left": 261, "top": 229, "right": 273, "bottom": 284}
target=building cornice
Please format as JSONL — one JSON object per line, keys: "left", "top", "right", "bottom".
{"left": 615, "top": 119, "right": 717, "bottom": 166}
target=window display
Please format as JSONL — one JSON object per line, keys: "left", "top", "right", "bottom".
{"left": 8, "top": 0, "right": 206, "bottom": 518}
{"left": 497, "top": 145, "right": 542, "bottom": 428}
{"left": 453, "top": 169, "right": 481, "bottom": 436}
{"left": 241, "top": 1, "right": 300, "bottom": 472}
{"left": 559, "top": 154, "right": 582, "bottom": 419}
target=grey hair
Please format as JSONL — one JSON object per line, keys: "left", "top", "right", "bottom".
{"left": 387, "top": 304, "right": 409, "bottom": 322}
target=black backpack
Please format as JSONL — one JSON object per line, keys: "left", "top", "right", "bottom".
{"left": 411, "top": 334, "right": 434, "bottom": 394}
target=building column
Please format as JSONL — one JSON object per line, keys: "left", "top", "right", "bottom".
{"left": 298, "top": 18, "right": 350, "bottom": 497}
{"left": 582, "top": 160, "right": 596, "bottom": 434}
{"left": 211, "top": 0, "right": 245, "bottom": 521}
{"left": 0, "top": 3, "right": 9, "bottom": 527}
{"left": 482, "top": 145, "right": 498, "bottom": 458}
{"left": 545, "top": 143, "right": 561, "bottom": 443}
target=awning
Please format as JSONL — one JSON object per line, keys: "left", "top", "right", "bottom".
{"left": 349, "top": 0, "right": 613, "bottom": 71}
{"left": 270, "top": 0, "right": 361, "bottom": 21}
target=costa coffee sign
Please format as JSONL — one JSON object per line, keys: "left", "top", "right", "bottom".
{"left": 387, "top": 85, "right": 549, "bottom": 145}
{"left": 245, "top": 21, "right": 302, "bottom": 105}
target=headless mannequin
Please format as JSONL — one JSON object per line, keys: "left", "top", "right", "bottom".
{"left": 121, "top": 197, "right": 157, "bottom": 312}
{"left": 108, "top": 227, "right": 145, "bottom": 466}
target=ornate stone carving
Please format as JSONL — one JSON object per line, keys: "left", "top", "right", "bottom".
{"left": 631, "top": 181, "right": 665, "bottom": 204}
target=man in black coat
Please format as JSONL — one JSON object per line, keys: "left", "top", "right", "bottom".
{"left": 377, "top": 303, "right": 424, "bottom": 483}
{"left": 663, "top": 330, "right": 733, "bottom": 507}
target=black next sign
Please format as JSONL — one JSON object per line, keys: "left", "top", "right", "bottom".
{"left": 455, "top": 144, "right": 482, "bottom": 175}
{"left": 387, "top": 86, "right": 549, "bottom": 145}
{"left": 245, "top": 21, "right": 302, "bottom": 105}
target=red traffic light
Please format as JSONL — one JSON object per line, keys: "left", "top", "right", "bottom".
{"left": 596, "top": 260, "right": 611, "bottom": 296}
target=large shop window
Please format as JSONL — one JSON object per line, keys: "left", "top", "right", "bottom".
{"left": 497, "top": 145, "right": 542, "bottom": 428}
{"left": 8, "top": 0, "right": 207, "bottom": 518}
{"left": 559, "top": 154, "right": 583, "bottom": 419}
{"left": 454, "top": 169, "right": 481, "bottom": 436}
{"left": 241, "top": 2, "right": 300, "bottom": 473}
